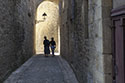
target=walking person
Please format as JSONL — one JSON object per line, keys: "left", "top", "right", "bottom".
{"left": 43, "top": 36, "right": 50, "bottom": 57}
{"left": 50, "top": 37, "right": 56, "bottom": 56}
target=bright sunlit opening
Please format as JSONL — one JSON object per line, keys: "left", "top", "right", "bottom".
{"left": 35, "top": 1, "right": 60, "bottom": 55}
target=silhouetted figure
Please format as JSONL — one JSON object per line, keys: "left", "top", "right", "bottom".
{"left": 43, "top": 36, "right": 50, "bottom": 57}
{"left": 50, "top": 37, "right": 56, "bottom": 56}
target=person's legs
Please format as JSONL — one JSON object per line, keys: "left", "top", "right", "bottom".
{"left": 52, "top": 48, "right": 55, "bottom": 56}
{"left": 44, "top": 47, "right": 48, "bottom": 57}
{"left": 46, "top": 46, "right": 50, "bottom": 57}
{"left": 44, "top": 50, "right": 46, "bottom": 57}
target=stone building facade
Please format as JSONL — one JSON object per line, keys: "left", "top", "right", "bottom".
{"left": 60, "top": 0, "right": 112, "bottom": 83}
{"left": 0, "top": 0, "right": 125, "bottom": 83}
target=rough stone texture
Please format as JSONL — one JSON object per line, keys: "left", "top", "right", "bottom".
{"left": 113, "top": 0, "right": 125, "bottom": 8}
{"left": 88, "top": 0, "right": 104, "bottom": 82}
{"left": 0, "top": 0, "right": 36, "bottom": 82}
{"left": 4, "top": 55, "right": 78, "bottom": 83}
{"left": 60, "top": 0, "right": 113, "bottom": 83}
{"left": 88, "top": 1, "right": 104, "bottom": 82}
{"left": 0, "top": 1, "right": 16, "bottom": 82}
{"left": 60, "top": 0, "right": 90, "bottom": 83}
{"left": 102, "top": 0, "right": 113, "bottom": 83}
{"left": 13, "top": 0, "right": 36, "bottom": 64}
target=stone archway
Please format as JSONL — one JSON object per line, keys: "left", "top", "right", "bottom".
{"left": 35, "top": 0, "right": 60, "bottom": 54}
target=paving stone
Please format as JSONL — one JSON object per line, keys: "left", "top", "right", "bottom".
{"left": 4, "top": 55, "right": 78, "bottom": 83}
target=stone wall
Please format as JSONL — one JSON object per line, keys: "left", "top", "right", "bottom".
{"left": 60, "top": 0, "right": 90, "bottom": 82}
{"left": 0, "top": 1, "right": 16, "bottom": 82}
{"left": 113, "top": 0, "right": 125, "bottom": 8}
{"left": 0, "top": 0, "right": 36, "bottom": 82}
{"left": 88, "top": 0, "right": 104, "bottom": 82}
{"left": 13, "top": 0, "right": 36, "bottom": 64}
{"left": 102, "top": 0, "right": 113, "bottom": 82}
{"left": 88, "top": 0, "right": 113, "bottom": 82}
{"left": 60, "top": 0, "right": 113, "bottom": 83}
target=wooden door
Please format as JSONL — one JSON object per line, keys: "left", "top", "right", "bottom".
{"left": 114, "top": 18, "right": 125, "bottom": 83}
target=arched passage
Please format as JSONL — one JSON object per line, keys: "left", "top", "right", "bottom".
{"left": 35, "top": 0, "right": 60, "bottom": 54}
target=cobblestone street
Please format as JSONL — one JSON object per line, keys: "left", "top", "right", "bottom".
{"left": 4, "top": 55, "right": 78, "bottom": 83}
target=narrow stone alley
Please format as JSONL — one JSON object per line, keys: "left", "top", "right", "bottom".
{"left": 4, "top": 55, "right": 78, "bottom": 83}
{"left": 0, "top": 0, "right": 125, "bottom": 83}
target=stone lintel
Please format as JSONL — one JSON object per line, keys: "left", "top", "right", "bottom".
{"left": 111, "top": 5, "right": 125, "bottom": 17}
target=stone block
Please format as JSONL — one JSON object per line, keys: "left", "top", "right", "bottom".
{"left": 102, "top": 0, "right": 112, "bottom": 7}
{"left": 113, "top": 0, "right": 125, "bottom": 8}
{"left": 92, "top": 70, "right": 105, "bottom": 83}
{"left": 103, "top": 54, "right": 112, "bottom": 74}
{"left": 88, "top": 0, "right": 101, "bottom": 7}
{"left": 104, "top": 74, "right": 113, "bottom": 83}
{"left": 88, "top": 2, "right": 102, "bottom": 24}
{"left": 102, "top": 6, "right": 112, "bottom": 19}
{"left": 102, "top": 19, "right": 112, "bottom": 53}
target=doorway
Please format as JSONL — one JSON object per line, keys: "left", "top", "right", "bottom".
{"left": 112, "top": 12, "right": 125, "bottom": 83}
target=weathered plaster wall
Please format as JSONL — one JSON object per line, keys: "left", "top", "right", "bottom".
{"left": 113, "top": 0, "right": 125, "bottom": 8}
